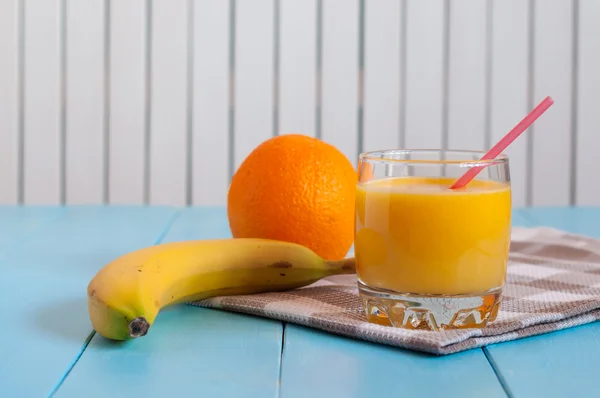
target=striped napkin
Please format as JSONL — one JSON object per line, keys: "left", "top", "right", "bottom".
{"left": 188, "top": 227, "right": 600, "bottom": 355}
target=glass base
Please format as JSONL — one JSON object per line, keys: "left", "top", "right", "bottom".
{"left": 358, "top": 281, "right": 502, "bottom": 331}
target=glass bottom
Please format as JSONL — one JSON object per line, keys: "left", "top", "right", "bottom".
{"left": 358, "top": 281, "right": 502, "bottom": 331}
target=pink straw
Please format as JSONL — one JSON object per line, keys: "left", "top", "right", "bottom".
{"left": 450, "top": 96, "right": 555, "bottom": 190}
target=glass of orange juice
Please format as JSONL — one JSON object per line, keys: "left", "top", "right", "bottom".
{"left": 355, "top": 149, "right": 511, "bottom": 331}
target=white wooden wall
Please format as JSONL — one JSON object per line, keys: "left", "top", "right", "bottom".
{"left": 0, "top": 0, "right": 598, "bottom": 207}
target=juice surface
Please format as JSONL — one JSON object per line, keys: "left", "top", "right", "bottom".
{"left": 355, "top": 176, "right": 511, "bottom": 295}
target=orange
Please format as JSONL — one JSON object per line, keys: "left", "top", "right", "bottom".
{"left": 227, "top": 134, "right": 357, "bottom": 260}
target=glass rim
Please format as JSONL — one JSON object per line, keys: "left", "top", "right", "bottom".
{"left": 358, "top": 149, "right": 509, "bottom": 166}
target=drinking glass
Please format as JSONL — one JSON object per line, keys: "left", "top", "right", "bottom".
{"left": 355, "top": 149, "right": 511, "bottom": 331}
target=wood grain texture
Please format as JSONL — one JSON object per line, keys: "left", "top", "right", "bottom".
{"left": 148, "top": 0, "right": 189, "bottom": 206}
{"left": 65, "top": 0, "right": 105, "bottom": 204}
{"left": 0, "top": 0, "right": 20, "bottom": 204}
{"left": 489, "top": 0, "right": 530, "bottom": 208}
{"left": 234, "top": 0, "right": 275, "bottom": 170}
{"left": 0, "top": 207, "right": 178, "bottom": 397}
{"left": 279, "top": 325, "right": 507, "bottom": 398}
{"left": 321, "top": 0, "right": 360, "bottom": 166}
{"left": 279, "top": 0, "right": 317, "bottom": 138}
{"left": 485, "top": 207, "right": 600, "bottom": 398}
{"left": 23, "top": 0, "right": 62, "bottom": 204}
{"left": 575, "top": 0, "right": 600, "bottom": 206}
{"left": 55, "top": 207, "right": 284, "bottom": 398}
{"left": 192, "top": 0, "right": 231, "bottom": 206}
{"left": 362, "top": 0, "right": 402, "bottom": 152}
{"left": 108, "top": 0, "right": 147, "bottom": 204}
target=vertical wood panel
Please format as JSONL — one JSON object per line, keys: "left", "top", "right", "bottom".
{"left": 362, "top": 0, "right": 402, "bottom": 152}
{"left": 0, "top": 0, "right": 20, "bottom": 204}
{"left": 531, "top": 0, "right": 573, "bottom": 206}
{"left": 279, "top": 0, "right": 317, "bottom": 137}
{"left": 447, "top": 0, "right": 487, "bottom": 151}
{"left": 148, "top": 0, "right": 189, "bottom": 205}
{"left": 65, "top": 0, "right": 105, "bottom": 204}
{"left": 279, "top": 325, "right": 507, "bottom": 398}
{"left": 575, "top": 0, "right": 600, "bottom": 206}
{"left": 234, "top": 0, "right": 275, "bottom": 170}
{"left": 321, "top": 0, "right": 359, "bottom": 166}
{"left": 192, "top": 0, "right": 231, "bottom": 206}
{"left": 23, "top": 0, "right": 62, "bottom": 204}
{"left": 10, "top": 1, "right": 591, "bottom": 206}
{"left": 404, "top": 0, "right": 445, "bottom": 149}
{"left": 490, "top": 0, "right": 530, "bottom": 207}
{"left": 108, "top": 0, "right": 147, "bottom": 204}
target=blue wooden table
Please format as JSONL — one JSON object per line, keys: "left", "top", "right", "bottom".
{"left": 2, "top": 206, "right": 599, "bottom": 398}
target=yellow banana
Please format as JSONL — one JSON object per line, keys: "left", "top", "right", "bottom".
{"left": 87, "top": 238, "right": 355, "bottom": 340}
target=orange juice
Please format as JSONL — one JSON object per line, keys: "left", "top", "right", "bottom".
{"left": 355, "top": 176, "right": 511, "bottom": 296}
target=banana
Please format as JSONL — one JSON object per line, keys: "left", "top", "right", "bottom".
{"left": 87, "top": 238, "right": 355, "bottom": 340}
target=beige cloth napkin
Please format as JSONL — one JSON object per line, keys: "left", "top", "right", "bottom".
{"left": 188, "top": 227, "right": 600, "bottom": 355}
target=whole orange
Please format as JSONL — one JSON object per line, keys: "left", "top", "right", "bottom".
{"left": 227, "top": 134, "right": 357, "bottom": 260}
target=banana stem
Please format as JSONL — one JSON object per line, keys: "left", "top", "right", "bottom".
{"left": 128, "top": 317, "right": 150, "bottom": 338}
{"left": 326, "top": 257, "right": 356, "bottom": 274}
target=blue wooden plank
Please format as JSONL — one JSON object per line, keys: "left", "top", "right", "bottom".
{"left": 0, "top": 206, "right": 61, "bottom": 255}
{"left": 159, "top": 206, "right": 230, "bottom": 241}
{"left": 0, "top": 206, "right": 179, "bottom": 397}
{"left": 55, "top": 207, "right": 284, "bottom": 398}
{"left": 484, "top": 207, "right": 600, "bottom": 397}
{"left": 486, "top": 321, "right": 600, "bottom": 398}
{"left": 517, "top": 206, "right": 600, "bottom": 238}
{"left": 279, "top": 325, "right": 507, "bottom": 398}
{"left": 511, "top": 207, "right": 532, "bottom": 227}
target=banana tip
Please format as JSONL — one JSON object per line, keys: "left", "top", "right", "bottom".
{"left": 128, "top": 317, "right": 150, "bottom": 338}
